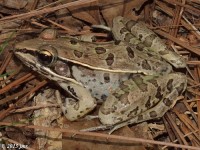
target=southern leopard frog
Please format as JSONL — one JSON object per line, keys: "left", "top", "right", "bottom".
{"left": 15, "top": 16, "right": 187, "bottom": 132}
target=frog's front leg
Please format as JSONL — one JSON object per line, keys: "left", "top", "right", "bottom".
{"left": 98, "top": 73, "right": 187, "bottom": 132}
{"left": 55, "top": 82, "right": 97, "bottom": 121}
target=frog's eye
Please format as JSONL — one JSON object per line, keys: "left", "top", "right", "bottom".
{"left": 37, "top": 45, "right": 58, "bottom": 66}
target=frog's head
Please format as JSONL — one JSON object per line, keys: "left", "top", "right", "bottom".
{"left": 14, "top": 38, "right": 81, "bottom": 86}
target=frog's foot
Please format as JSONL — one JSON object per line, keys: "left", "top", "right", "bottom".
{"left": 55, "top": 89, "right": 97, "bottom": 121}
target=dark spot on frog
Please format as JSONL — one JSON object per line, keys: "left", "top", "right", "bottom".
{"left": 149, "top": 111, "right": 157, "bottom": 118}
{"left": 86, "top": 107, "right": 91, "bottom": 111}
{"left": 142, "top": 60, "right": 151, "bottom": 70}
{"left": 119, "top": 93, "right": 130, "bottom": 105}
{"left": 167, "top": 79, "right": 173, "bottom": 91}
{"left": 155, "top": 86, "right": 163, "bottom": 99}
{"left": 119, "top": 19, "right": 123, "bottom": 23}
{"left": 70, "top": 39, "right": 78, "bottom": 45}
{"left": 132, "top": 74, "right": 144, "bottom": 86}
{"left": 114, "top": 40, "right": 121, "bottom": 45}
{"left": 163, "top": 98, "right": 172, "bottom": 106}
{"left": 105, "top": 53, "right": 114, "bottom": 66}
{"left": 120, "top": 110, "right": 126, "bottom": 114}
{"left": 138, "top": 34, "right": 143, "bottom": 40}
{"left": 101, "top": 94, "right": 107, "bottom": 101}
{"left": 92, "top": 78, "right": 96, "bottom": 82}
{"left": 137, "top": 62, "right": 140, "bottom": 66}
{"left": 64, "top": 110, "right": 67, "bottom": 114}
{"left": 176, "top": 82, "right": 185, "bottom": 95}
{"left": 125, "top": 20, "right": 137, "bottom": 31}
{"left": 119, "top": 82, "right": 129, "bottom": 91}
{"left": 148, "top": 79, "right": 158, "bottom": 87}
{"left": 74, "top": 50, "right": 83, "bottom": 58}
{"left": 138, "top": 83, "right": 148, "bottom": 92}
{"left": 116, "top": 117, "right": 123, "bottom": 122}
{"left": 124, "top": 33, "right": 134, "bottom": 42}
{"left": 95, "top": 47, "right": 106, "bottom": 54}
{"left": 143, "top": 34, "right": 157, "bottom": 47}
{"left": 126, "top": 47, "right": 135, "bottom": 58}
{"left": 100, "top": 105, "right": 117, "bottom": 115}
{"left": 145, "top": 96, "right": 151, "bottom": 109}
{"left": 136, "top": 43, "right": 145, "bottom": 51}
{"left": 147, "top": 52, "right": 154, "bottom": 57}
{"left": 127, "top": 121, "right": 132, "bottom": 124}
{"left": 103, "top": 73, "right": 110, "bottom": 83}
{"left": 137, "top": 115, "right": 143, "bottom": 121}
{"left": 67, "top": 86, "right": 77, "bottom": 97}
{"left": 152, "top": 100, "right": 157, "bottom": 106}
{"left": 80, "top": 111, "right": 83, "bottom": 114}
{"left": 89, "top": 89, "right": 92, "bottom": 92}
{"left": 119, "top": 27, "right": 127, "bottom": 34}
{"left": 127, "top": 106, "right": 139, "bottom": 117}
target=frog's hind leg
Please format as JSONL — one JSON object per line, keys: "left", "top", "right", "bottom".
{"left": 81, "top": 88, "right": 181, "bottom": 134}
{"left": 82, "top": 73, "right": 187, "bottom": 134}
{"left": 112, "top": 16, "right": 186, "bottom": 68}
{"left": 108, "top": 76, "right": 187, "bottom": 134}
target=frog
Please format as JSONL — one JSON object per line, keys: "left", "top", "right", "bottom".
{"left": 14, "top": 16, "right": 187, "bottom": 133}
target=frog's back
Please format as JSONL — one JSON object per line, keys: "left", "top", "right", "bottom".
{"left": 15, "top": 37, "right": 172, "bottom": 75}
